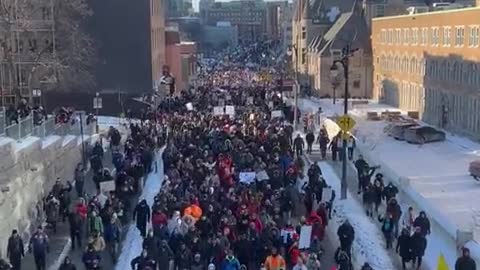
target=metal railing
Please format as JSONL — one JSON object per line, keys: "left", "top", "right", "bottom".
{"left": 3, "top": 111, "right": 96, "bottom": 141}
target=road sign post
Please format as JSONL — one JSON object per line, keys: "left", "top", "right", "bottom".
{"left": 336, "top": 114, "right": 356, "bottom": 200}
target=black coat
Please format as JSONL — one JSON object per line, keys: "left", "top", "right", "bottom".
{"left": 396, "top": 234, "right": 413, "bottom": 260}
{"left": 455, "top": 256, "right": 476, "bottom": 270}
{"left": 7, "top": 235, "right": 24, "bottom": 263}
{"left": 413, "top": 216, "right": 431, "bottom": 236}
{"left": 133, "top": 202, "right": 151, "bottom": 226}
{"left": 337, "top": 223, "right": 355, "bottom": 244}
{"left": 410, "top": 233, "right": 427, "bottom": 257}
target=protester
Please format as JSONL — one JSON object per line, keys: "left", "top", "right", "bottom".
{"left": 29, "top": 226, "right": 49, "bottom": 270}
{"left": 455, "top": 247, "right": 476, "bottom": 270}
{"left": 6, "top": 230, "right": 24, "bottom": 270}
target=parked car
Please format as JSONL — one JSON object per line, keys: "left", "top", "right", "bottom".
{"left": 404, "top": 126, "right": 446, "bottom": 144}
{"left": 387, "top": 123, "right": 418, "bottom": 140}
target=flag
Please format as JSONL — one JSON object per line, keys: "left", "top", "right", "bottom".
{"left": 437, "top": 254, "right": 450, "bottom": 270}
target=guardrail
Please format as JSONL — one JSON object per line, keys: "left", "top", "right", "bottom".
{"left": 4, "top": 111, "right": 96, "bottom": 141}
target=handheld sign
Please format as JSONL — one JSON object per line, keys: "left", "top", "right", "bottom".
{"left": 100, "top": 180, "right": 115, "bottom": 193}
{"left": 299, "top": 225, "right": 312, "bottom": 249}
{"left": 186, "top": 102, "right": 194, "bottom": 111}
{"left": 213, "top": 106, "right": 225, "bottom": 116}
{"left": 225, "top": 105, "right": 235, "bottom": 116}
{"left": 239, "top": 172, "right": 256, "bottom": 184}
{"left": 271, "top": 110, "right": 283, "bottom": 118}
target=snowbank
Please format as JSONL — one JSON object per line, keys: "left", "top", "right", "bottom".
{"left": 115, "top": 149, "right": 165, "bottom": 270}
{"left": 305, "top": 158, "right": 396, "bottom": 269}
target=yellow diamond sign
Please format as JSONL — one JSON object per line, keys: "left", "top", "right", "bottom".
{"left": 337, "top": 115, "right": 356, "bottom": 132}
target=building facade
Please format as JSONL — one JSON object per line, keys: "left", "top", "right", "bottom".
{"left": 165, "top": 24, "right": 197, "bottom": 93}
{"left": 200, "top": 0, "right": 266, "bottom": 41}
{"left": 89, "top": 0, "right": 166, "bottom": 95}
{"left": 0, "top": 0, "right": 55, "bottom": 105}
{"left": 372, "top": 7, "right": 480, "bottom": 139}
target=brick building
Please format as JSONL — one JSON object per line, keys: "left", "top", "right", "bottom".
{"left": 372, "top": 6, "right": 480, "bottom": 139}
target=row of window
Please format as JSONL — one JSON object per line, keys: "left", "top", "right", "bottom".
{"left": 378, "top": 55, "right": 480, "bottom": 87}
{"left": 379, "top": 25, "right": 480, "bottom": 47}
{"left": 211, "top": 11, "right": 263, "bottom": 18}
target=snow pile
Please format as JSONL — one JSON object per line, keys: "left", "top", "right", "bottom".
{"left": 115, "top": 149, "right": 165, "bottom": 270}
{"left": 314, "top": 161, "right": 396, "bottom": 269}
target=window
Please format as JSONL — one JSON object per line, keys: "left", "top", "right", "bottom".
{"left": 301, "top": 48, "right": 306, "bottom": 64}
{"left": 353, "top": 80, "right": 361, "bottom": 88}
{"left": 301, "top": 27, "right": 306, "bottom": 39}
{"left": 455, "top": 26, "right": 465, "bottom": 46}
{"left": 375, "top": 5, "right": 385, "bottom": 17}
{"left": 421, "top": 27, "right": 428, "bottom": 45}
{"left": 403, "top": 28, "right": 409, "bottom": 45}
{"left": 388, "top": 29, "right": 393, "bottom": 44}
{"left": 412, "top": 28, "right": 418, "bottom": 45}
{"left": 16, "top": 64, "right": 26, "bottom": 87}
{"left": 443, "top": 27, "right": 451, "bottom": 47}
{"left": 395, "top": 29, "right": 401, "bottom": 44}
{"left": 469, "top": 26, "right": 479, "bottom": 47}
{"left": 42, "top": 7, "right": 52, "bottom": 20}
{"left": 431, "top": 27, "right": 439, "bottom": 46}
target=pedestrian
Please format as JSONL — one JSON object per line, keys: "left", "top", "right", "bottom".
{"left": 372, "top": 174, "right": 384, "bottom": 214}
{"left": 104, "top": 214, "right": 122, "bottom": 261}
{"left": 363, "top": 183, "right": 376, "bottom": 217}
{"left": 317, "top": 129, "right": 329, "bottom": 159}
{"left": 354, "top": 155, "right": 368, "bottom": 193}
{"left": 337, "top": 220, "right": 355, "bottom": 257}
{"left": 334, "top": 247, "right": 351, "bottom": 270}
{"left": 402, "top": 206, "right": 415, "bottom": 234}
{"left": 411, "top": 227, "right": 427, "bottom": 270}
{"left": 221, "top": 249, "right": 241, "bottom": 270}
{"left": 59, "top": 256, "right": 77, "bottom": 270}
{"left": 347, "top": 135, "right": 355, "bottom": 160}
{"left": 455, "top": 247, "right": 476, "bottom": 270}
{"left": 330, "top": 135, "right": 339, "bottom": 161}
{"left": 379, "top": 213, "right": 394, "bottom": 249}
{"left": 6, "top": 230, "right": 24, "bottom": 270}
{"left": 45, "top": 194, "right": 59, "bottom": 234}
{"left": 396, "top": 228, "right": 413, "bottom": 270}
{"left": 74, "top": 164, "right": 85, "bottom": 197}
{"left": 386, "top": 198, "right": 402, "bottom": 238}
{"left": 87, "top": 210, "right": 104, "bottom": 236}
{"left": 292, "top": 257, "right": 308, "bottom": 270}
{"left": 413, "top": 211, "right": 431, "bottom": 237}
{"left": 293, "top": 134, "right": 304, "bottom": 157}
{"left": 360, "top": 263, "right": 373, "bottom": 270}
{"left": 306, "top": 131, "right": 315, "bottom": 154}
{"left": 264, "top": 247, "right": 286, "bottom": 270}
{"left": 131, "top": 249, "right": 157, "bottom": 270}
{"left": 68, "top": 210, "right": 83, "bottom": 251}
{"left": 29, "top": 226, "right": 49, "bottom": 270}
{"left": 87, "top": 230, "right": 106, "bottom": 252}
{"left": 82, "top": 244, "right": 101, "bottom": 270}
{"left": 133, "top": 199, "right": 151, "bottom": 238}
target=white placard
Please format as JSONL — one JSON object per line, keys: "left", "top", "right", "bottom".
{"left": 249, "top": 113, "right": 255, "bottom": 121}
{"left": 213, "top": 106, "right": 225, "bottom": 116}
{"left": 225, "top": 105, "right": 235, "bottom": 116}
{"left": 239, "top": 172, "right": 256, "bottom": 184}
{"left": 271, "top": 110, "right": 283, "bottom": 118}
{"left": 100, "top": 180, "right": 115, "bottom": 193}
{"left": 280, "top": 229, "right": 296, "bottom": 244}
{"left": 256, "top": 170, "right": 269, "bottom": 181}
{"left": 322, "top": 186, "right": 332, "bottom": 202}
{"left": 299, "top": 225, "right": 312, "bottom": 249}
{"left": 247, "top": 97, "right": 254, "bottom": 105}
{"left": 186, "top": 102, "right": 194, "bottom": 111}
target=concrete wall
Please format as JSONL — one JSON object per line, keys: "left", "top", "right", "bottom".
{"left": 0, "top": 135, "right": 98, "bottom": 257}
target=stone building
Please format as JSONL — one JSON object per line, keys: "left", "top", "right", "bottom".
{"left": 291, "top": 0, "right": 372, "bottom": 97}
{"left": 372, "top": 6, "right": 480, "bottom": 139}
{"left": 200, "top": 0, "right": 266, "bottom": 41}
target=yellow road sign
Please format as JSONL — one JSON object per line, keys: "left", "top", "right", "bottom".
{"left": 337, "top": 115, "right": 356, "bottom": 131}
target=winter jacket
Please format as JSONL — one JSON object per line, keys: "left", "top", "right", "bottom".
{"left": 381, "top": 217, "right": 394, "bottom": 234}
{"left": 306, "top": 133, "right": 315, "bottom": 144}
{"left": 221, "top": 256, "right": 241, "bottom": 270}
{"left": 7, "top": 235, "right": 24, "bottom": 259}
{"left": 82, "top": 250, "right": 101, "bottom": 269}
{"left": 455, "top": 256, "right": 476, "bottom": 270}
{"left": 337, "top": 223, "right": 355, "bottom": 244}
{"left": 131, "top": 255, "right": 157, "bottom": 270}
{"left": 87, "top": 236, "right": 106, "bottom": 252}
{"left": 29, "top": 231, "right": 49, "bottom": 255}
{"left": 87, "top": 216, "right": 104, "bottom": 235}
{"left": 386, "top": 201, "right": 402, "bottom": 222}
{"left": 410, "top": 233, "right": 427, "bottom": 257}
{"left": 104, "top": 222, "right": 121, "bottom": 243}
{"left": 59, "top": 263, "right": 77, "bottom": 270}
{"left": 396, "top": 234, "right": 413, "bottom": 260}
{"left": 264, "top": 255, "right": 286, "bottom": 270}
{"left": 151, "top": 211, "right": 168, "bottom": 226}
{"left": 75, "top": 203, "right": 87, "bottom": 220}
{"left": 413, "top": 214, "right": 431, "bottom": 236}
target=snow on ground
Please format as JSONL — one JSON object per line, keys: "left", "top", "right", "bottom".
{"left": 42, "top": 135, "right": 61, "bottom": 148}
{"left": 115, "top": 149, "right": 165, "bottom": 270}
{"left": 299, "top": 97, "right": 480, "bottom": 268}
{"left": 62, "top": 135, "right": 77, "bottom": 147}
{"left": 311, "top": 160, "right": 396, "bottom": 269}
{"left": 15, "top": 136, "right": 39, "bottom": 152}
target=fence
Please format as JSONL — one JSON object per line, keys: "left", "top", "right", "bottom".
{"left": 4, "top": 111, "right": 96, "bottom": 141}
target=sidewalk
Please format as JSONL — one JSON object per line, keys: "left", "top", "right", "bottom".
{"left": 21, "top": 142, "right": 115, "bottom": 270}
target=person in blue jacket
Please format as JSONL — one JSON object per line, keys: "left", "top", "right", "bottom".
{"left": 29, "top": 226, "right": 49, "bottom": 270}
{"left": 221, "top": 249, "right": 241, "bottom": 270}
{"left": 82, "top": 244, "right": 101, "bottom": 270}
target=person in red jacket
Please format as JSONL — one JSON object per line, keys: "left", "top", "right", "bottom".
{"left": 75, "top": 198, "right": 88, "bottom": 221}
{"left": 218, "top": 154, "right": 234, "bottom": 187}
{"left": 288, "top": 241, "right": 301, "bottom": 267}
{"left": 307, "top": 211, "right": 325, "bottom": 241}
{"left": 317, "top": 202, "right": 329, "bottom": 227}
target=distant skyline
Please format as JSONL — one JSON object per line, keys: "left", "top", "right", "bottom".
{"left": 192, "top": 0, "right": 292, "bottom": 12}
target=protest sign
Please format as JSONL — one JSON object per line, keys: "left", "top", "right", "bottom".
{"left": 186, "top": 102, "right": 194, "bottom": 111}
{"left": 247, "top": 97, "right": 254, "bottom": 105}
{"left": 299, "top": 225, "right": 312, "bottom": 249}
{"left": 256, "top": 170, "right": 269, "bottom": 181}
{"left": 239, "top": 172, "right": 256, "bottom": 184}
{"left": 100, "top": 180, "right": 115, "bottom": 193}
{"left": 271, "top": 110, "right": 283, "bottom": 118}
{"left": 213, "top": 106, "right": 225, "bottom": 116}
{"left": 322, "top": 186, "right": 333, "bottom": 202}
{"left": 225, "top": 105, "right": 235, "bottom": 116}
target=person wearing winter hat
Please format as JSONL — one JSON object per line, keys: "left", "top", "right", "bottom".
{"left": 455, "top": 247, "right": 476, "bottom": 270}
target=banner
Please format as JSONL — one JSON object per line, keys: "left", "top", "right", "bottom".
{"left": 213, "top": 106, "right": 225, "bottom": 116}
{"left": 100, "top": 180, "right": 115, "bottom": 193}
{"left": 225, "top": 105, "right": 235, "bottom": 116}
{"left": 271, "top": 110, "right": 283, "bottom": 118}
{"left": 299, "top": 225, "right": 312, "bottom": 249}
{"left": 239, "top": 172, "right": 256, "bottom": 184}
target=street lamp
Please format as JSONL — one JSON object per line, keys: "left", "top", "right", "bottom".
{"left": 330, "top": 44, "right": 358, "bottom": 200}
{"left": 287, "top": 45, "right": 299, "bottom": 130}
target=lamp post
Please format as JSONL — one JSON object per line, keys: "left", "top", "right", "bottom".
{"left": 286, "top": 45, "right": 299, "bottom": 130}
{"left": 330, "top": 44, "right": 358, "bottom": 200}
